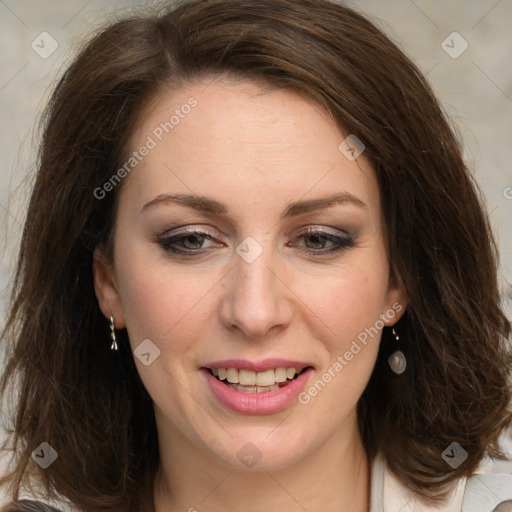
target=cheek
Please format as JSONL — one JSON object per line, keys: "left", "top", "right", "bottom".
{"left": 295, "top": 268, "right": 388, "bottom": 413}
{"left": 299, "top": 261, "right": 390, "bottom": 348}
{"left": 113, "top": 247, "right": 215, "bottom": 351}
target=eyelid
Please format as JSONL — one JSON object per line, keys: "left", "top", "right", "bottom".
{"left": 159, "top": 225, "right": 219, "bottom": 238}
{"left": 159, "top": 224, "right": 351, "bottom": 240}
{"left": 294, "top": 225, "right": 351, "bottom": 237}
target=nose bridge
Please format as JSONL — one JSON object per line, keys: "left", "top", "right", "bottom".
{"left": 237, "top": 238, "right": 274, "bottom": 297}
{"left": 221, "top": 235, "right": 292, "bottom": 337}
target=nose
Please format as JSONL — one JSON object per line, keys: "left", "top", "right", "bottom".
{"left": 219, "top": 240, "right": 294, "bottom": 339}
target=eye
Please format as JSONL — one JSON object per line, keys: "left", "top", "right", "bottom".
{"left": 156, "top": 228, "right": 222, "bottom": 255}
{"left": 290, "top": 227, "right": 355, "bottom": 255}
{"left": 156, "top": 226, "right": 355, "bottom": 257}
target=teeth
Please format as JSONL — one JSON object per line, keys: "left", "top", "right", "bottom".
{"left": 256, "top": 369, "right": 276, "bottom": 387}
{"left": 236, "top": 384, "right": 257, "bottom": 393}
{"left": 226, "top": 368, "right": 239, "bottom": 384}
{"left": 239, "top": 369, "right": 256, "bottom": 386}
{"left": 226, "top": 383, "right": 281, "bottom": 393}
{"left": 213, "top": 366, "right": 302, "bottom": 386}
{"left": 275, "top": 367, "right": 287, "bottom": 382}
{"left": 286, "top": 368, "right": 297, "bottom": 380}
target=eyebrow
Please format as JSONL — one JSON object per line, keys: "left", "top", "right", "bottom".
{"left": 141, "top": 192, "right": 367, "bottom": 219}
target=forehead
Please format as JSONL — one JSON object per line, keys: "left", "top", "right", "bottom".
{"left": 121, "top": 77, "right": 380, "bottom": 221}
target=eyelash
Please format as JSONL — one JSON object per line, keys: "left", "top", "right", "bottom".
{"left": 156, "top": 227, "right": 355, "bottom": 257}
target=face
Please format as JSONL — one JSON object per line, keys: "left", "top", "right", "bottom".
{"left": 93, "top": 76, "right": 406, "bottom": 472}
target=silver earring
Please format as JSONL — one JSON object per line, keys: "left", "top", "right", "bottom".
{"left": 110, "top": 315, "right": 118, "bottom": 351}
{"left": 388, "top": 327, "right": 406, "bottom": 374}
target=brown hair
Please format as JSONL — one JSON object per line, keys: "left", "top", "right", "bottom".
{"left": 1, "top": 0, "right": 511, "bottom": 510}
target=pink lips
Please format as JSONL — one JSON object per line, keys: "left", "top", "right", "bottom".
{"left": 201, "top": 365, "right": 314, "bottom": 415}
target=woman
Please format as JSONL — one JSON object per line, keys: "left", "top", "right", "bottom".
{"left": 0, "top": 0, "right": 511, "bottom": 510}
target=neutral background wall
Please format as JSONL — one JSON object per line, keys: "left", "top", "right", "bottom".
{"left": 0, "top": 0, "right": 511, "bottom": 502}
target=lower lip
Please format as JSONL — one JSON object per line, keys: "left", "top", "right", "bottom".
{"left": 201, "top": 367, "right": 314, "bottom": 415}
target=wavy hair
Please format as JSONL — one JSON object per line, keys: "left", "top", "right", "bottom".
{"left": 1, "top": 0, "right": 511, "bottom": 510}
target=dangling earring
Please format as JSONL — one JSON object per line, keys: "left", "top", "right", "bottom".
{"left": 110, "top": 315, "right": 118, "bottom": 351}
{"left": 388, "top": 327, "right": 406, "bottom": 374}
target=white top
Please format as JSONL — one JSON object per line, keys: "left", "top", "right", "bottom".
{"left": 370, "top": 451, "right": 512, "bottom": 512}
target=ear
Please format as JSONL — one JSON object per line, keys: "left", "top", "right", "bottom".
{"left": 381, "top": 270, "right": 408, "bottom": 326}
{"left": 92, "top": 246, "right": 126, "bottom": 328}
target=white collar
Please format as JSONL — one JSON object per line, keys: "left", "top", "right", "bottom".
{"left": 370, "top": 451, "right": 467, "bottom": 512}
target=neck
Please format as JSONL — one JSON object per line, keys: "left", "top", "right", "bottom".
{"left": 153, "top": 409, "right": 371, "bottom": 512}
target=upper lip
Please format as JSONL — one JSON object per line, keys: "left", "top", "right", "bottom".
{"left": 201, "top": 359, "right": 314, "bottom": 373}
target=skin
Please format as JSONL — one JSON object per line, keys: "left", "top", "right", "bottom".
{"left": 93, "top": 76, "right": 407, "bottom": 512}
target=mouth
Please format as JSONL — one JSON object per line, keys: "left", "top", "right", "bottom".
{"left": 201, "top": 362, "right": 315, "bottom": 414}
{"left": 203, "top": 365, "right": 314, "bottom": 393}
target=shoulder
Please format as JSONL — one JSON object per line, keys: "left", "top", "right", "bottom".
{"left": 0, "top": 498, "right": 82, "bottom": 512}
{"left": 462, "top": 455, "right": 512, "bottom": 512}
{"left": 371, "top": 450, "right": 512, "bottom": 512}
{"left": 0, "top": 500, "right": 65, "bottom": 511}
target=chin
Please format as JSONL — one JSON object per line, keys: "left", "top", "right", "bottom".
{"left": 207, "top": 426, "right": 315, "bottom": 472}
